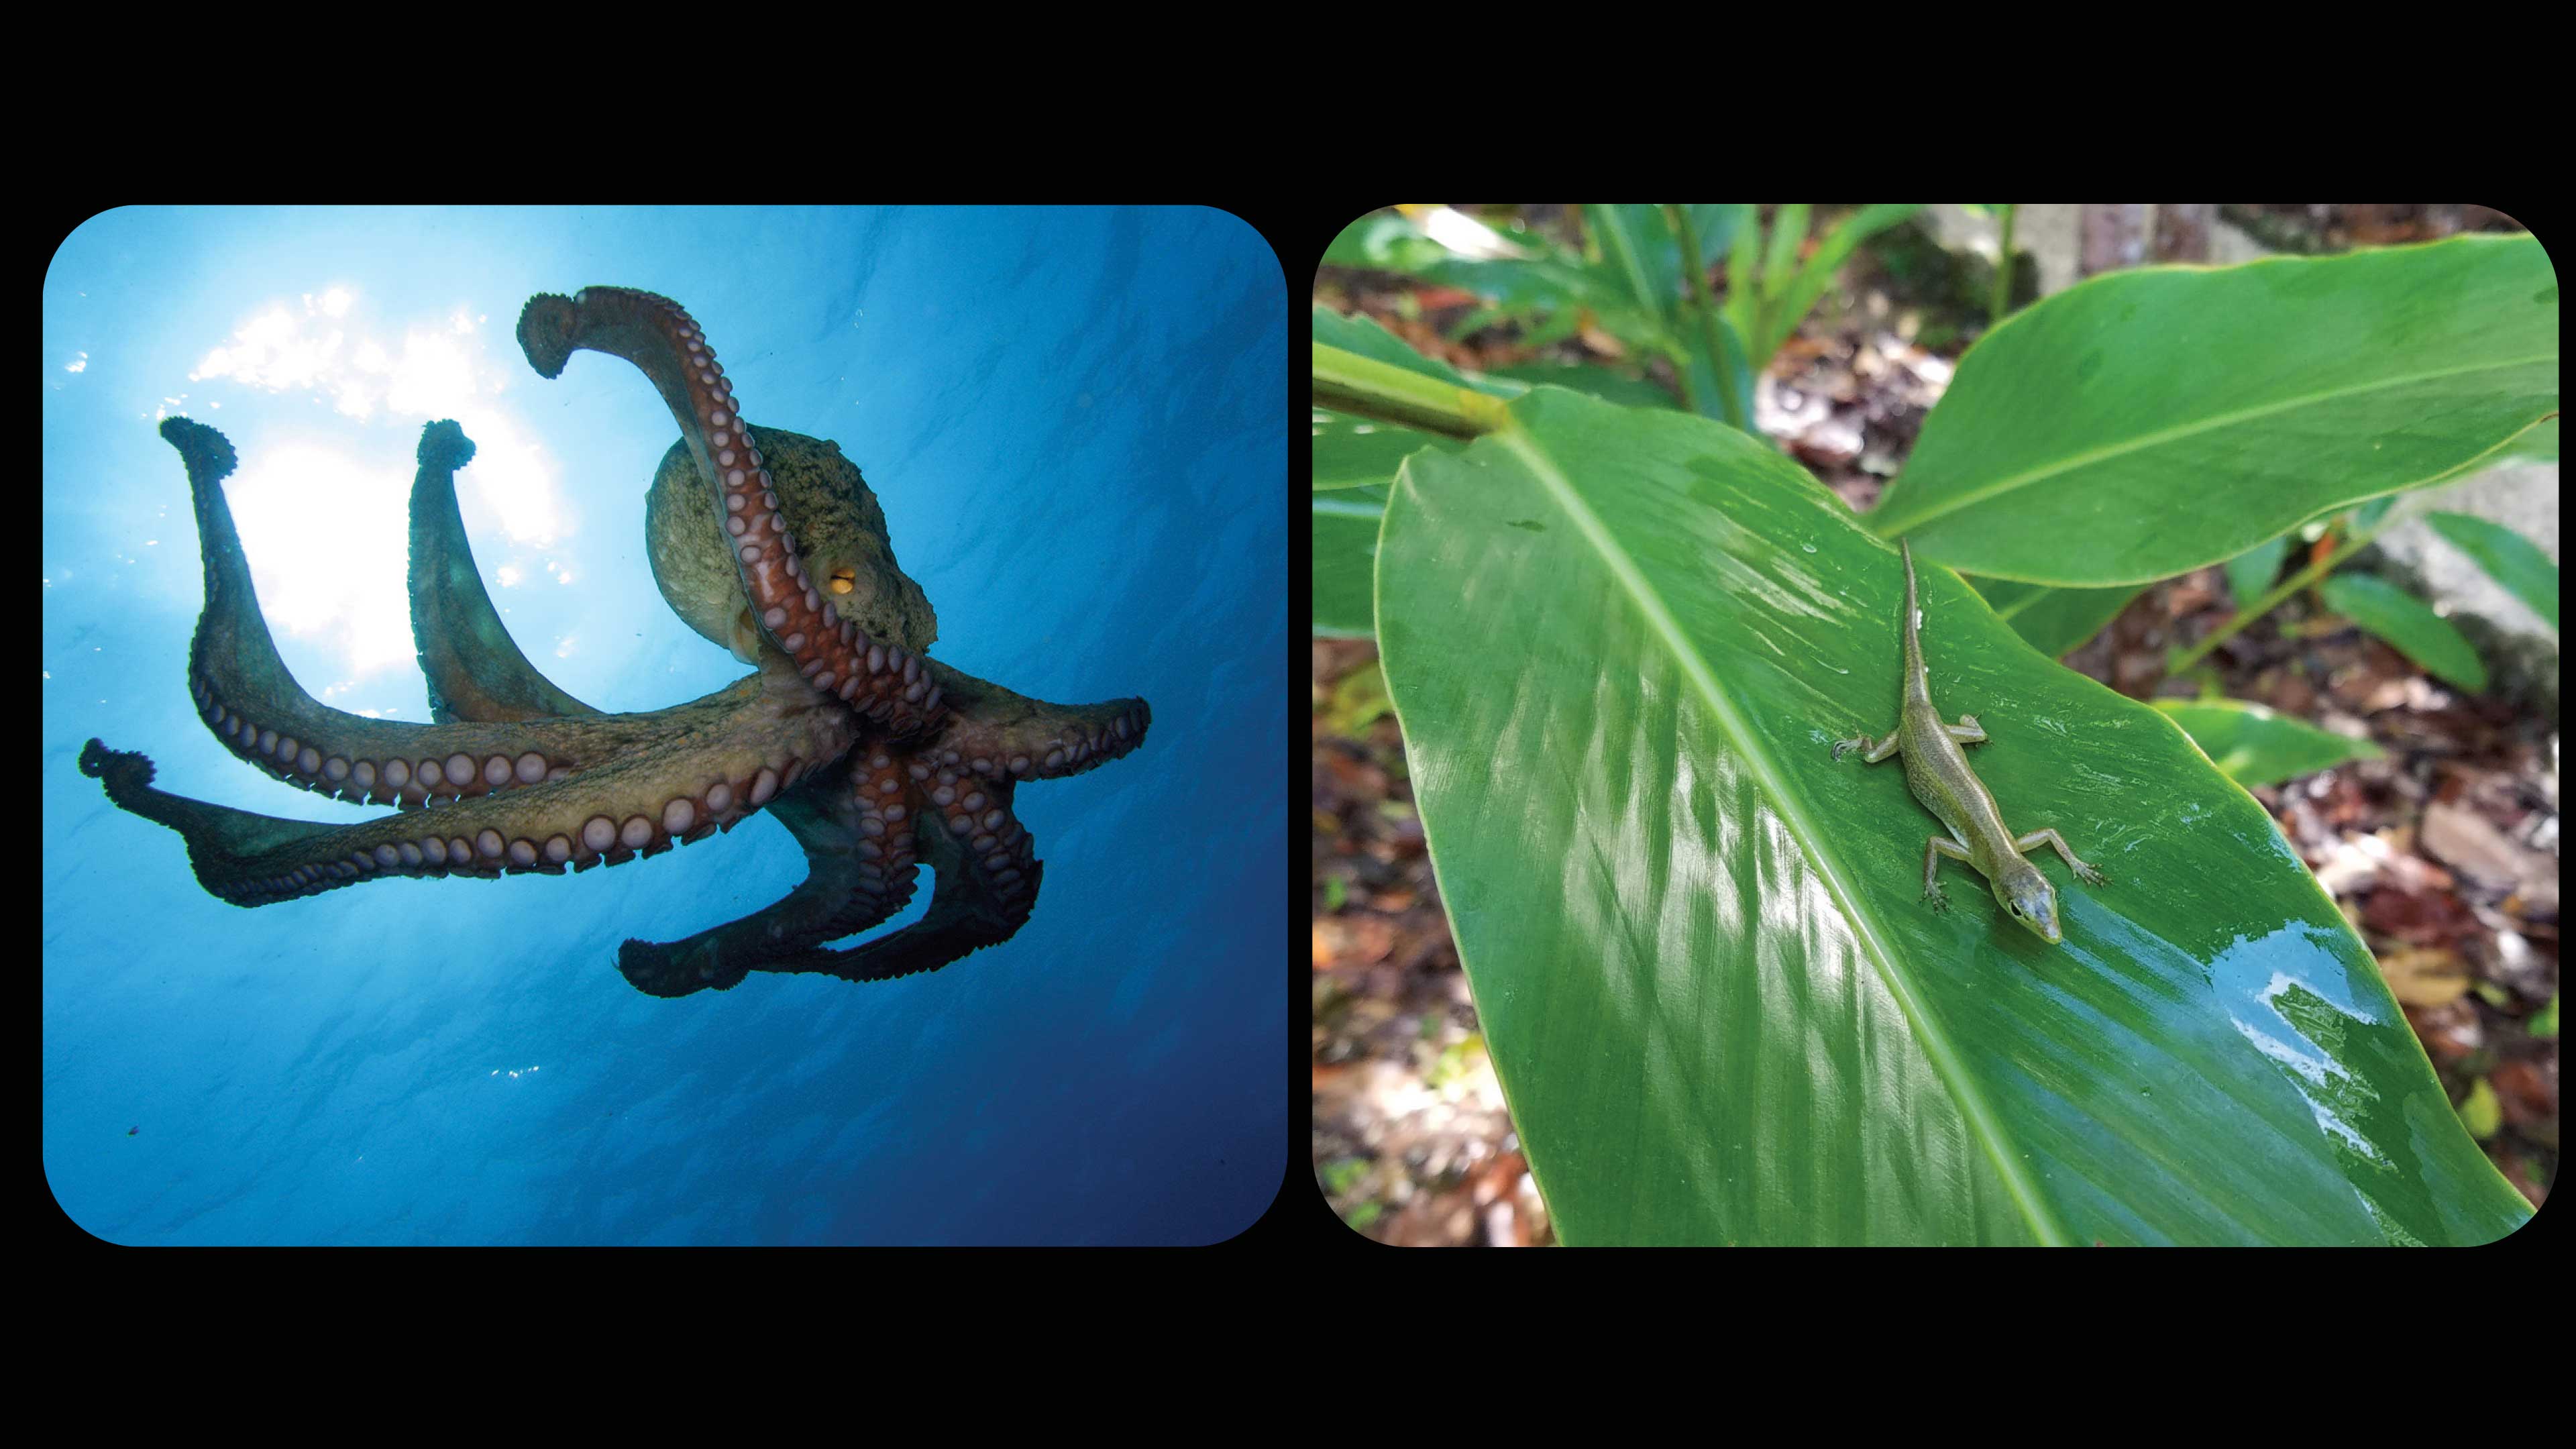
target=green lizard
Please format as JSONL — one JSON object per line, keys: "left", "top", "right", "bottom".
{"left": 1832, "top": 538, "right": 2106, "bottom": 945}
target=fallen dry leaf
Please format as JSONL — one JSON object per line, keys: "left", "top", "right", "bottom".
{"left": 2375, "top": 945, "right": 2472, "bottom": 1007}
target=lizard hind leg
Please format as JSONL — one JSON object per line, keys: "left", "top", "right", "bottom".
{"left": 1834, "top": 729, "right": 1902, "bottom": 763}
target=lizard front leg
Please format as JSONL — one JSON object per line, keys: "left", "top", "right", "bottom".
{"left": 2015, "top": 827, "right": 2106, "bottom": 885}
{"left": 1833, "top": 727, "right": 1902, "bottom": 763}
{"left": 1921, "top": 835, "right": 1972, "bottom": 909}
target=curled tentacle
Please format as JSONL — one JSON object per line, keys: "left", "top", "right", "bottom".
{"left": 613, "top": 748, "right": 926, "bottom": 996}
{"left": 769, "top": 777, "right": 1046, "bottom": 985}
{"left": 613, "top": 743, "right": 1051, "bottom": 994}
{"left": 87, "top": 288, "right": 1152, "bottom": 1001}
{"left": 518, "top": 288, "right": 945, "bottom": 737}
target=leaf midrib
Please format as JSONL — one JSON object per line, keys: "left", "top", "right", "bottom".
{"left": 1491, "top": 421, "right": 2074, "bottom": 1245}
{"left": 1886, "top": 350, "right": 2555, "bottom": 535}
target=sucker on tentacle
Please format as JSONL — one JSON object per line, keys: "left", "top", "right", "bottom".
{"left": 85, "top": 286, "right": 1153, "bottom": 998}
{"left": 918, "top": 660, "right": 1150, "bottom": 782}
{"left": 89, "top": 414, "right": 855, "bottom": 907}
{"left": 85, "top": 659, "right": 852, "bottom": 907}
{"left": 766, "top": 785, "right": 1049, "bottom": 987}
{"left": 612, "top": 749, "right": 928, "bottom": 996}
{"left": 162, "top": 415, "right": 669, "bottom": 810}
{"left": 518, "top": 288, "right": 946, "bottom": 739}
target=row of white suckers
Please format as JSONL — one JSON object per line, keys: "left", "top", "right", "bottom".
{"left": 191, "top": 669, "right": 808, "bottom": 902}
{"left": 189, "top": 670, "right": 1068, "bottom": 907}
{"left": 569, "top": 299, "right": 1138, "bottom": 786}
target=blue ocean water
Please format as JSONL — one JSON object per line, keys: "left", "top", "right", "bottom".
{"left": 42, "top": 207, "right": 1285, "bottom": 1244}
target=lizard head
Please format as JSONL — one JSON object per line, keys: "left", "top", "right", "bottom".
{"left": 1992, "top": 860, "right": 2063, "bottom": 945}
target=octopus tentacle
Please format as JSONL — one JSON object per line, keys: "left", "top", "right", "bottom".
{"left": 918, "top": 659, "right": 1151, "bottom": 782}
{"left": 612, "top": 749, "right": 927, "bottom": 997}
{"left": 908, "top": 765, "right": 1040, "bottom": 920}
{"left": 86, "top": 285, "right": 1152, "bottom": 1000}
{"left": 611, "top": 739, "right": 1056, "bottom": 994}
{"left": 403, "top": 408, "right": 936, "bottom": 992}
{"left": 517, "top": 288, "right": 945, "bottom": 737}
{"left": 84, "top": 659, "right": 855, "bottom": 906}
{"left": 163, "top": 416, "right": 694, "bottom": 810}
{"left": 769, "top": 774, "right": 1046, "bottom": 985}
{"left": 405, "top": 419, "right": 600, "bottom": 723}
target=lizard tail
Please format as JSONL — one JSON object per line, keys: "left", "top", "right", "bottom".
{"left": 1898, "top": 537, "right": 1927, "bottom": 702}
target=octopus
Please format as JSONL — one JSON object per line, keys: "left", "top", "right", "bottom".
{"left": 80, "top": 286, "right": 1150, "bottom": 998}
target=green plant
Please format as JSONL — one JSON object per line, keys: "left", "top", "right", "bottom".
{"left": 2424, "top": 508, "right": 2559, "bottom": 632}
{"left": 1312, "top": 226, "right": 2553, "bottom": 1244}
{"left": 1324, "top": 205, "right": 1922, "bottom": 430}
{"left": 2161, "top": 500, "right": 2558, "bottom": 690}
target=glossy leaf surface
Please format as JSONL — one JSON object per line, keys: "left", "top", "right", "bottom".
{"left": 1376, "top": 385, "right": 2530, "bottom": 1244}
{"left": 1871, "top": 235, "right": 2557, "bottom": 585}
{"left": 2154, "top": 699, "right": 2385, "bottom": 789}
{"left": 1310, "top": 308, "right": 1483, "bottom": 637}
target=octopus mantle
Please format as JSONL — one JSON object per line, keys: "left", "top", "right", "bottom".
{"left": 82, "top": 287, "right": 1149, "bottom": 997}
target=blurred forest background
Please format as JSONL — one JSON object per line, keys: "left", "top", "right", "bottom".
{"left": 1312, "top": 204, "right": 2555, "bottom": 1245}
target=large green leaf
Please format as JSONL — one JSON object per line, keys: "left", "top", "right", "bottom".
{"left": 1376, "top": 384, "right": 2530, "bottom": 1244}
{"left": 1314, "top": 483, "right": 1387, "bottom": 639}
{"left": 1310, "top": 305, "right": 1521, "bottom": 403}
{"left": 1324, "top": 209, "right": 1668, "bottom": 351}
{"left": 2318, "top": 572, "right": 2489, "bottom": 692}
{"left": 1966, "top": 574, "right": 2145, "bottom": 660}
{"left": 1313, "top": 409, "right": 1458, "bottom": 493}
{"left": 1871, "top": 234, "right": 2557, "bottom": 586}
{"left": 2153, "top": 699, "right": 2385, "bottom": 789}
{"left": 2423, "top": 510, "right": 2558, "bottom": 632}
{"left": 1309, "top": 311, "right": 1489, "bottom": 639}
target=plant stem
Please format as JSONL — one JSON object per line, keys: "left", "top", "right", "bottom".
{"left": 1311, "top": 343, "right": 1517, "bottom": 441}
{"left": 2165, "top": 510, "right": 2404, "bottom": 674}
{"left": 1665, "top": 205, "right": 1750, "bottom": 432}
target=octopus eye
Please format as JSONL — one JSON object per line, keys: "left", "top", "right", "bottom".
{"left": 829, "top": 566, "right": 857, "bottom": 595}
